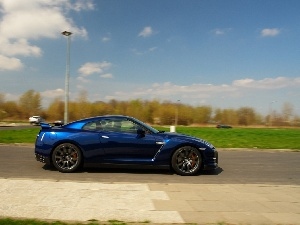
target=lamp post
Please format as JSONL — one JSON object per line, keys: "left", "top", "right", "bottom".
{"left": 175, "top": 99, "right": 180, "bottom": 126}
{"left": 269, "top": 100, "right": 276, "bottom": 126}
{"left": 170, "top": 100, "right": 180, "bottom": 132}
{"left": 62, "top": 31, "right": 72, "bottom": 124}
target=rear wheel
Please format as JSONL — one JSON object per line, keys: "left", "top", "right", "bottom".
{"left": 171, "top": 146, "right": 202, "bottom": 176}
{"left": 52, "top": 143, "right": 82, "bottom": 173}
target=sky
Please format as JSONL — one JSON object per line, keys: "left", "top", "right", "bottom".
{"left": 0, "top": 0, "right": 300, "bottom": 116}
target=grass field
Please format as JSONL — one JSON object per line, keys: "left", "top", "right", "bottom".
{"left": 0, "top": 218, "right": 231, "bottom": 225}
{"left": 0, "top": 218, "right": 153, "bottom": 225}
{"left": 157, "top": 126, "right": 300, "bottom": 150}
{"left": 0, "top": 126, "right": 299, "bottom": 150}
{"left": 0, "top": 127, "right": 40, "bottom": 144}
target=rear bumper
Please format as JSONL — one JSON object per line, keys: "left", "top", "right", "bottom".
{"left": 35, "top": 153, "right": 51, "bottom": 165}
{"left": 203, "top": 162, "right": 218, "bottom": 170}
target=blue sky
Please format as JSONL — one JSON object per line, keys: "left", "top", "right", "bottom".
{"left": 0, "top": 0, "right": 300, "bottom": 116}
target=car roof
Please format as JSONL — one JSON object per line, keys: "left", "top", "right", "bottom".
{"left": 78, "top": 115, "right": 131, "bottom": 122}
{"left": 64, "top": 115, "right": 132, "bottom": 128}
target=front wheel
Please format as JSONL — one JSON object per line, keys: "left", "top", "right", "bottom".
{"left": 171, "top": 146, "right": 202, "bottom": 176}
{"left": 52, "top": 143, "right": 82, "bottom": 173}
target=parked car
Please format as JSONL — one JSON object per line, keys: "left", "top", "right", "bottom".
{"left": 216, "top": 124, "right": 232, "bottom": 129}
{"left": 35, "top": 115, "right": 218, "bottom": 176}
{"left": 29, "top": 116, "right": 44, "bottom": 125}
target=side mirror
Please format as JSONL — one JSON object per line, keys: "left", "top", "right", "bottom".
{"left": 137, "top": 128, "right": 145, "bottom": 136}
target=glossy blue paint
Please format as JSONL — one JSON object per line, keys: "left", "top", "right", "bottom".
{"left": 35, "top": 115, "right": 218, "bottom": 175}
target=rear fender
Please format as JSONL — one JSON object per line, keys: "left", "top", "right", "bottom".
{"left": 49, "top": 140, "right": 84, "bottom": 165}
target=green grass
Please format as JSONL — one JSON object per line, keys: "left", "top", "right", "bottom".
{"left": 0, "top": 218, "right": 213, "bottom": 225}
{"left": 0, "top": 126, "right": 299, "bottom": 150}
{"left": 0, "top": 218, "right": 150, "bottom": 225}
{"left": 0, "top": 127, "right": 40, "bottom": 144}
{"left": 155, "top": 126, "right": 300, "bottom": 150}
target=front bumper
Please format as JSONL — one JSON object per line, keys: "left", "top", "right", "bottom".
{"left": 203, "top": 150, "right": 218, "bottom": 170}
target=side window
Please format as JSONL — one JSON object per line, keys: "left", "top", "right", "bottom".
{"left": 101, "top": 119, "right": 116, "bottom": 132}
{"left": 82, "top": 118, "right": 145, "bottom": 133}
{"left": 121, "top": 120, "right": 138, "bottom": 133}
{"left": 82, "top": 122, "right": 96, "bottom": 130}
{"left": 82, "top": 120, "right": 103, "bottom": 131}
{"left": 100, "top": 118, "right": 140, "bottom": 133}
{"left": 101, "top": 118, "right": 124, "bottom": 132}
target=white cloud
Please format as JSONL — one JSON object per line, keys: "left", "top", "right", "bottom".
{"left": 102, "top": 37, "right": 111, "bottom": 42}
{"left": 149, "top": 47, "right": 158, "bottom": 52}
{"left": 132, "top": 47, "right": 158, "bottom": 55}
{"left": 211, "top": 28, "right": 232, "bottom": 36}
{"left": 0, "top": 38, "right": 41, "bottom": 57}
{"left": 2, "top": 92, "right": 19, "bottom": 102}
{"left": 40, "top": 88, "right": 64, "bottom": 98}
{"left": 70, "top": 0, "right": 95, "bottom": 11}
{"left": 104, "top": 82, "right": 236, "bottom": 102}
{"left": 260, "top": 28, "right": 280, "bottom": 37}
{"left": 39, "top": 88, "right": 65, "bottom": 107}
{"left": 233, "top": 77, "right": 299, "bottom": 89}
{"left": 77, "top": 76, "right": 90, "bottom": 83}
{"left": 101, "top": 32, "right": 111, "bottom": 42}
{"left": 0, "top": 0, "right": 93, "bottom": 71}
{"left": 100, "top": 76, "right": 300, "bottom": 104}
{"left": 138, "top": 26, "right": 153, "bottom": 37}
{"left": 0, "top": 55, "right": 23, "bottom": 71}
{"left": 78, "top": 63, "right": 103, "bottom": 76}
{"left": 78, "top": 61, "right": 111, "bottom": 76}
{"left": 78, "top": 61, "right": 112, "bottom": 76}
{"left": 100, "top": 73, "right": 113, "bottom": 78}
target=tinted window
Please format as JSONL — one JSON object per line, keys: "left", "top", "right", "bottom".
{"left": 81, "top": 117, "right": 147, "bottom": 133}
{"left": 82, "top": 121, "right": 102, "bottom": 131}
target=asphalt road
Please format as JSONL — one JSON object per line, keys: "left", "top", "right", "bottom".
{"left": 0, "top": 145, "right": 299, "bottom": 185}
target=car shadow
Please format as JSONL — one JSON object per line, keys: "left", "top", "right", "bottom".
{"left": 199, "top": 167, "right": 223, "bottom": 175}
{"left": 42, "top": 164, "right": 223, "bottom": 176}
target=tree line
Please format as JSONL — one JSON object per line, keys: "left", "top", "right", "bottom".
{"left": 0, "top": 90, "right": 299, "bottom": 127}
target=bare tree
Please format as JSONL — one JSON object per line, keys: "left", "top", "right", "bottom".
{"left": 281, "top": 102, "right": 294, "bottom": 124}
{"left": 18, "top": 90, "right": 42, "bottom": 118}
{"left": 0, "top": 93, "right": 4, "bottom": 106}
{"left": 237, "top": 107, "right": 256, "bottom": 126}
{"left": 71, "top": 90, "right": 92, "bottom": 120}
{"left": 0, "top": 93, "right": 6, "bottom": 120}
{"left": 46, "top": 98, "right": 64, "bottom": 120}
{"left": 1, "top": 89, "right": 299, "bottom": 127}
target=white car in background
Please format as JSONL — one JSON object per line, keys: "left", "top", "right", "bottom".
{"left": 29, "top": 116, "right": 44, "bottom": 125}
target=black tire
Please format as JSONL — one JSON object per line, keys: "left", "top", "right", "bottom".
{"left": 171, "top": 146, "right": 202, "bottom": 176}
{"left": 52, "top": 143, "right": 82, "bottom": 173}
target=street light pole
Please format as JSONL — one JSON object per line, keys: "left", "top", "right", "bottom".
{"left": 269, "top": 100, "right": 276, "bottom": 126}
{"left": 170, "top": 100, "right": 180, "bottom": 133}
{"left": 175, "top": 100, "right": 180, "bottom": 126}
{"left": 62, "top": 31, "right": 72, "bottom": 124}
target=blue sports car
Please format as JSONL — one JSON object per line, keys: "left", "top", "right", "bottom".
{"left": 35, "top": 115, "right": 218, "bottom": 176}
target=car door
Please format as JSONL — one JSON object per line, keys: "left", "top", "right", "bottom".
{"left": 78, "top": 120, "right": 106, "bottom": 162}
{"left": 100, "top": 118, "right": 163, "bottom": 164}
